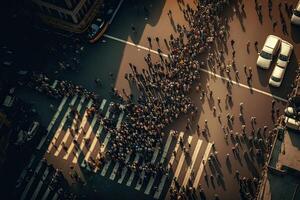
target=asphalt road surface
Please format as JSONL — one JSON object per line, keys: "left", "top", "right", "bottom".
{"left": 14, "top": 0, "right": 300, "bottom": 200}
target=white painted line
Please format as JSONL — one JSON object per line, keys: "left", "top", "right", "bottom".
{"left": 101, "top": 160, "right": 111, "bottom": 176}
{"left": 37, "top": 96, "right": 68, "bottom": 150}
{"left": 126, "top": 154, "right": 140, "bottom": 186}
{"left": 54, "top": 96, "right": 85, "bottom": 157}
{"left": 160, "top": 132, "right": 173, "bottom": 164}
{"left": 104, "top": 34, "right": 288, "bottom": 103}
{"left": 31, "top": 167, "right": 49, "bottom": 200}
{"left": 47, "top": 95, "right": 78, "bottom": 153}
{"left": 20, "top": 160, "right": 44, "bottom": 200}
{"left": 153, "top": 132, "right": 184, "bottom": 199}
{"left": 108, "top": 0, "right": 124, "bottom": 24}
{"left": 109, "top": 162, "right": 120, "bottom": 180}
{"left": 72, "top": 112, "right": 98, "bottom": 164}
{"left": 182, "top": 139, "right": 203, "bottom": 187}
{"left": 51, "top": 80, "right": 58, "bottom": 89}
{"left": 169, "top": 132, "right": 185, "bottom": 166}
{"left": 104, "top": 34, "right": 168, "bottom": 58}
{"left": 117, "top": 155, "right": 131, "bottom": 184}
{"left": 145, "top": 131, "right": 173, "bottom": 194}
{"left": 100, "top": 99, "right": 107, "bottom": 110}
{"left": 174, "top": 136, "right": 192, "bottom": 178}
{"left": 151, "top": 147, "right": 160, "bottom": 164}
{"left": 116, "top": 111, "right": 124, "bottom": 129}
{"left": 52, "top": 193, "right": 58, "bottom": 200}
{"left": 17, "top": 155, "right": 36, "bottom": 184}
{"left": 63, "top": 99, "right": 93, "bottom": 160}
{"left": 41, "top": 187, "right": 51, "bottom": 200}
{"left": 193, "top": 142, "right": 213, "bottom": 189}
{"left": 154, "top": 175, "right": 167, "bottom": 199}
{"left": 135, "top": 147, "right": 159, "bottom": 191}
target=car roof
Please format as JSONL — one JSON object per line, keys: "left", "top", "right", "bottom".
{"left": 280, "top": 40, "right": 293, "bottom": 56}
{"left": 264, "top": 35, "right": 280, "bottom": 49}
{"left": 272, "top": 66, "right": 285, "bottom": 79}
{"left": 262, "top": 46, "right": 273, "bottom": 54}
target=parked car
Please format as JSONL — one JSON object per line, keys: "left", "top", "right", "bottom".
{"left": 285, "top": 106, "right": 300, "bottom": 117}
{"left": 291, "top": 1, "right": 300, "bottom": 25}
{"left": 269, "top": 40, "right": 293, "bottom": 87}
{"left": 257, "top": 35, "right": 281, "bottom": 69}
{"left": 285, "top": 116, "right": 300, "bottom": 131}
{"left": 87, "top": 18, "right": 108, "bottom": 43}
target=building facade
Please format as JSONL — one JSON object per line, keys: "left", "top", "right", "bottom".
{"left": 31, "top": 0, "right": 103, "bottom": 33}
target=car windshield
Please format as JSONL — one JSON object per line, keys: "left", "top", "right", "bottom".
{"left": 260, "top": 51, "right": 272, "bottom": 60}
{"left": 294, "top": 9, "right": 300, "bottom": 17}
{"left": 271, "top": 76, "right": 281, "bottom": 82}
{"left": 279, "top": 54, "right": 289, "bottom": 61}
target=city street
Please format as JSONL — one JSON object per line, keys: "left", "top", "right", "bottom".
{"left": 13, "top": 0, "right": 300, "bottom": 200}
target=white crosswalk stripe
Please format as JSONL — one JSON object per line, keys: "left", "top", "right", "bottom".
{"left": 193, "top": 142, "right": 213, "bottom": 189}
{"left": 182, "top": 139, "right": 203, "bottom": 187}
{"left": 41, "top": 187, "right": 51, "bottom": 200}
{"left": 63, "top": 99, "right": 93, "bottom": 160}
{"left": 173, "top": 136, "right": 192, "bottom": 179}
{"left": 126, "top": 154, "right": 140, "bottom": 186}
{"left": 54, "top": 96, "right": 85, "bottom": 157}
{"left": 37, "top": 96, "right": 68, "bottom": 150}
{"left": 20, "top": 160, "right": 44, "bottom": 200}
{"left": 30, "top": 167, "right": 49, "bottom": 200}
{"left": 72, "top": 112, "right": 98, "bottom": 164}
{"left": 154, "top": 132, "right": 184, "bottom": 199}
{"left": 47, "top": 95, "right": 78, "bottom": 153}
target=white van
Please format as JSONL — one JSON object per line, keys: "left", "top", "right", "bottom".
{"left": 291, "top": 1, "right": 300, "bottom": 25}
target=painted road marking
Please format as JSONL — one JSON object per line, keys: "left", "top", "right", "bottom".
{"left": 31, "top": 167, "right": 49, "bottom": 200}
{"left": 47, "top": 95, "right": 78, "bottom": 153}
{"left": 54, "top": 96, "right": 85, "bottom": 156}
{"left": 126, "top": 154, "right": 140, "bottom": 186}
{"left": 104, "top": 34, "right": 288, "bottom": 103}
{"left": 20, "top": 160, "right": 44, "bottom": 200}
{"left": 182, "top": 139, "right": 203, "bottom": 187}
{"left": 81, "top": 99, "right": 108, "bottom": 167}
{"left": 193, "top": 142, "right": 213, "bottom": 188}
{"left": 153, "top": 132, "right": 184, "bottom": 199}
{"left": 173, "top": 136, "right": 192, "bottom": 179}
{"left": 145, "top": 132, "right": 173, "bottom": 195}
{"left": 117, "top": 155, "right": 131, "bottom": 184}
{"left": 63, "top": 99, "right": 93, "bottom": 160}
{"left": 72, "top": 113, "right": 98, "bottom": 164}
{"left": 37, "top": 96, "right": 68, "bottom": 150}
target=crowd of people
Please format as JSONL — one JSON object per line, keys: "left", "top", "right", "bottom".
{"left": 28, "top": 0, "right": 293, "bottom": 199}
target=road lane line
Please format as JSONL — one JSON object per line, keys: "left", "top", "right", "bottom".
{"left": 182, "top": 139, "right": 203, "bottom": 187}
{"left": 104, "top": 34, "right": 287, "bottom": 103}
{"left": 47, "top": 95, "right": 78, "bottom": 153}
{"left": 104, "top": 34, "right": 168, "bottom": 58}
{"left": 54, "top": 96, "right": 85, "bottom": 157}
{"left": 193, "top": 142, "right": 213, "bottom": 189}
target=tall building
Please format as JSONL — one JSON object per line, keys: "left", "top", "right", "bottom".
{"left": 31, "top": 0, "right": 103, "bottom": 33}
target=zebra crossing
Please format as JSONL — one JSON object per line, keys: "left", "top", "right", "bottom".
{"left": 15, "top": 79, "right": 217, "bottom": 200}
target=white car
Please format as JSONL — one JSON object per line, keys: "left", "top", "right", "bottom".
{"left": 285, "top": 117, "right": 300, "bottom": 131}
{"left": 257, "top": 35, "right": 281, "bottom": 69}
{"left": 269, "top": 40, "right": 293, "bottom": 87}
{"left": 291, "top": 1, "right": 300, "bottom": 25}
